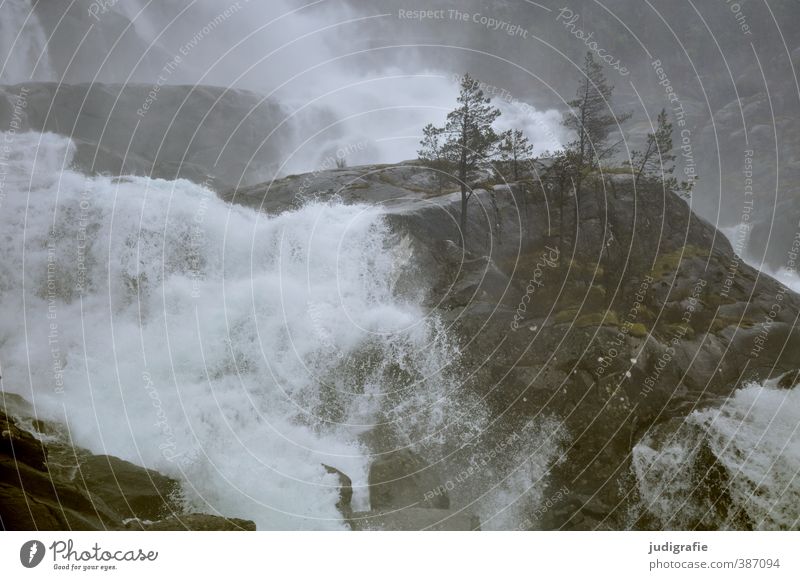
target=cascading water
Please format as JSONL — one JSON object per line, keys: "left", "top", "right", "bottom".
{"left": 722, "top": 223, "right": 800, "bottom": 295}
{"left": 631, "top": 380, "right": 800, "bottom": 530}
{"left": 0, "top": 131, "right": 563, "bottom": 529}
{"left": 0, "top": 0, "right": 53, "bottom": 84}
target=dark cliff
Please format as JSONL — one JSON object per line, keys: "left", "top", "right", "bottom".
{"left": 1, "top": 393, "right": 254, "bottom": 531}
{"left": 230, "top": 163, "right": 800, "bottom": 528}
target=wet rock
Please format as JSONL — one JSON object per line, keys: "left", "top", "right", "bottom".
{"left": 1, "top": 404, "right": 47, "bottom": 471}
{"left": 75, "top": 455, "right": 181, "bottom": 522}
{"left": 1, "top": 410, "right": 115, "bottom": 530}
{"left": 348, "top": 508, "right": 480, "bottom": 531}
{"left": 227, "top": 163, "right": 800, "bottom": 529}
{"left": 126, "top": 514, "right": 256, "bottom": 531}
{"left": 0, "top": 402, "right": 253, "bottom": 531}
{"left": 322, "top": 464, "right": 353, "bottom": 515}
{"left": 0, "top": 83, "right": 295, "bottom": 190}
{"left": 368, "top": 449, "right": 449, "bottom": 511}
{"left": 777, "top": 369, "right": 800, "bottom": 389}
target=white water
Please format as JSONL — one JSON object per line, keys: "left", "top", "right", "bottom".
{"left": 0, "top": 131, "right": 562, "bottom": 529}
{"left": 0, "top": 0, "right": 53, "bottom": 84}
{"left": 0, "top": 131, "right": 451, "bottom": 528}
{"left": 770, "top": 268, "right": 800, "bottom": 294}
{"left": 632, "top": 381, "right": 800, "bottom": 530}
{"left": 19, "top": 0, "right": 565, "bottom": 173}
{"left": 721, "top": 223, "right": 800, "bottom": 294}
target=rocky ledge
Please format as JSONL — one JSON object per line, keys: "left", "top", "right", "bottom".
{"left": 2, "top": 391, "right": 474, "bottom": 531}
{"left": 4, "top": 158, "right": 798, "bottom": 531}
{"left": 0, "top": 393, "right": 254, "bottom": 531}
{"left": 230, "top": 163, "right": 800, "bottom": 529}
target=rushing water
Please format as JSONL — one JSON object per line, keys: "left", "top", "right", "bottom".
{"left": 0, "top": 0, "right": 53, "bottom": 84}
{"left": 631, "top": 380, "right": 800, "bottom": 530}
{"left": 3, "top": 130, "right": 797, "bottom": 530}
{"left": 0, "top": 131, "right": 564, "bottom": 529}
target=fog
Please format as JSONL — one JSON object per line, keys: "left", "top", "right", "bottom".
{"left": 2, "top": 0, "right": 800, "bottom": 267}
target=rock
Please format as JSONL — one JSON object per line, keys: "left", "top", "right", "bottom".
{"left": 0, "top": 401, "right": 252, "bottom": 531}
{"left": 0, "top": 83, "right": 296, "bottom": 190}
{"left": 777, "top": 369, "right": 800, "bottom": 389}
{"left": 348, "top": 508, "right": 480, "bottom": 531}
{"left": 32, "top": 0, "right": 174, "bottom": 86}
{"left": 74, "top": 455, "right": 181, "bottom": 522}
{"left": 322, "top": 464, "right": 353, "bottom": 516}
{"left": 0, "top": 478, "right": 108, "bottom": 531}
{"left": 1, "top": 405, "right": 47, "bottom": 471}
{"left": 4, "top": 146, "right": 800, "bottom": 530}
{"left": 368, "top": 449, "right": 449, "bottom": 510}
{"left": 229, "top": 162, "right": 800, "bottom": 529}
{"left": 627, "top": 419, "right": 753, "bottom": 531}
{"left": 1, "top": 410, "right": 116, "bottom": 530}
{"left": 125, "top": 514, "right": 255, "bottom": 531}
{"left": 0, "top": 392, "right": 34, "bottom": 418}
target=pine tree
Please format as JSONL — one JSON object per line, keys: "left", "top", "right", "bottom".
{"left": 418, "top": 74, "right": 502, "bottom": 240}
{"left": 629, "top": 108, "right": 696, "bottom": 197}
{"left": 544, "top": 148, "right": 582, "bottom": 253}
{"left": 630, "top": 108, "right": 674, "bottom": 185}
{"left": 442, "top": 73, "right": 502, "bottom": 238}
{"left": 418, "top": 123, "right": 449, "bottom": 194}
{"left": 498, "top": 129, "right": 534, "bottom": 181}
{"left": 563, "top": 52, "right": 631, "bottom": 195}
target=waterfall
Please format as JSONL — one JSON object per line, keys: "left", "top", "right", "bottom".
{"left": 631, "top": 380, "right": 800, "bottom": 530}
{"left": 0, "top": 0, "right": 53, "bottom": 84}
{"left": 0, "top": 131, "right": 564, "bottom": 529}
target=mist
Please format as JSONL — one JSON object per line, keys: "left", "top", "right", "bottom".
{"left": 0, "top": 0, "right": 565, "bottom": 171}
{"left": 3, "top": 0, "right": 800, "bottom": 268}
{"left": 3, "top": 0, "right": 800, "bottom": 537}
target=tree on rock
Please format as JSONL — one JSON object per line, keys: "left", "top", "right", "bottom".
{"left": 631, "top": 108, "right": 674, "bottom": 185}
{"left": 498, "top": 129, "right": 533, "bottom": 181}
{"left": 419, "top": 73, "right": 501, "bottom": 241}
{"left": 629, "top": 108, "right": 696, "bottom": 198}
{"left": 563, "top": 52, "right": 631, "bottom": 196}
{"left": 418, "top": 123, "right": 449, "bottom": 194}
